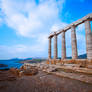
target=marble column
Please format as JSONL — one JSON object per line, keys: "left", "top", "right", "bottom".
{"left": 85, "top": 20, "right": 92, "bottom": 59}
{"left": 62, "top": 31, "right": 66, "bottom": 59}
{"left": 48, "top": 37, "right": 51, "bottom": 59}
{"left": 71, "top": 25, "right": 78, "bottom": 59}
{"left": 54, "top": 34, "right": 58, "bottom": 59}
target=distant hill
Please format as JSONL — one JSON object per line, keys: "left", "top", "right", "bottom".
{"left": 67, "top": 54, "right": 87, "bottom": 59}
{"left": 78, "top": 54, "right": 87, "bottom": 59}
{"left": 0, "top": 54, "right": 87, "bottom": 62}
{"left": 57, "top": 54, "right": 87, "bottom": 59}
{"left": 0, "top": 58, "right": 32, "bottom": 62}
{"left": 0, "top": 58, "right": 46, "bottom": 64}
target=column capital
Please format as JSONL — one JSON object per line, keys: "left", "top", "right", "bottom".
{"left": 85, "top": 17, "right": 92, "bottom": 21}
{"left": 54, "top": 32, "right": 58, "bottom": 36}
{"left": 48, "top": 37, "right": 51, "bottom": 40}
{"left": 48, "top": 36, "right": 52, "bottom": 39}
{"left": 71, "top": 24, "right": 77, "bottom": 29}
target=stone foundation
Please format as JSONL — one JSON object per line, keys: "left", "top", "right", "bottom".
{"left": 47, "top": 59, "right": 92, "bottom": 68}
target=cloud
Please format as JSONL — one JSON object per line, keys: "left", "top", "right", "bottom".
{"left": 50, "top": 22, "right": 68, "bottom": 32}
{"left": 0, "top": 18, "right": 3, "bottom": 26}
{"left": 0, "top": 0, "right": 87, "bottom": 59}
{"left": 0, "top": 42, "right": 47, "bottom": 59}
{"left": 0, "top": 0, "right": 65, "bottom": 37}
{"left": 0, "top": 0, "right": 67, "bottom": 59}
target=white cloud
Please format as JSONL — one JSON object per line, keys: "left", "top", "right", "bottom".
{"left": 50, "top": 22, "right": 68, "bottom": 32}
{"left": 0, "top": 18, "right": 2, "bottom": 26}
{"left": 0, "top": 0, "right": 65, "bottom": 37}
{"left": 0, "top": 0, "right": 87, "bottom": 59}
{"left": 0, "top": 0, "right": 66, "bottom": 59}
{"left": 0, "top": 42, "right": 47, "bottom": 59}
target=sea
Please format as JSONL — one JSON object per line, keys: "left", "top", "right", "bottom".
{"left": 0, "top": 59, "right": 23, "bottom": 70}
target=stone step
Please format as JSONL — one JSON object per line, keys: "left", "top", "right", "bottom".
{"left": 48, "top": 71, "right": 92, "bottom": 84}
{"left": 54, "top": 64, "right": 92, "bottom": 75}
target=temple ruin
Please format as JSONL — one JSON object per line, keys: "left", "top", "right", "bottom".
{"left": 48, "top": 13, "right": 92, "bottom": 63}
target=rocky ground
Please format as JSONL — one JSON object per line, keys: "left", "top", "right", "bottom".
{"left": 21, "top": 62, "right": 92, "bottom": 83}
{"left": 0, "top": 63, "right": 92, "bottom": 92}
{"left": 0, "top": 70, "right": 92, "bottom": 92}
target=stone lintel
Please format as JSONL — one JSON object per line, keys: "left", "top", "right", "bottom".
{"left": 48, "top": 13, "right": 92, "bottom": 38}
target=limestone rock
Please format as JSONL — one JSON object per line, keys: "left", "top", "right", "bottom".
{"left": 20, "top": 64, "right": 38, "bottom": 76}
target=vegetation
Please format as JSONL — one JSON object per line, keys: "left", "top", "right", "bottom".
{"left": 18, "top": 58, "right": 46, "bottom": 64}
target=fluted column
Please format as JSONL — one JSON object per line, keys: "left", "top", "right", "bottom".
{"left": 85, "top": 20, "right": 92, "bottom": 59}
{"left": 48, "top": 37, "right": 51, "bottom": 59}
{"left": 54, "top": 34, "right": 58, "bottom": 59}
{"left": 62, "top": 31, "right": 66, "bottom": 59}
{"left": 71, "top": 25, "right": 78, "bottom": 59}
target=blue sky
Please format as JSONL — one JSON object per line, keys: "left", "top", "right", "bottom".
{"left": 0, "top": 0, "right": 92, "bottom": 59}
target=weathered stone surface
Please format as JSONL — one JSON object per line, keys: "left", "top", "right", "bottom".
{"left": 48, "top": 13, "right": 92, "bottom": 64}
{"left": 19, "top": 64, "right": 38, "bottom": 76}
{"left": 61, "top": 31, "right": 66, "bottom": 59}
{"left": 49, "top": 13, "right": 92, "bottom": 38}
{"left": 48, "top": 38, "right": 51, "bottom": 60}
{"left": 10, "top": 68, "right": 20, "bottom": 76}
{"left": 23, "top": 68, "right": 38, "bottom": 76}
{"left": 54, "top": 33, "right": 58, "bottom": 59}
{"left": 79, "top": 61, "right": 87, "bottom": 68}
{"left": 71, "top": 25, "right": 78, "bottom": 59}
{"left": 19, "top": 62, "right": 92, "bottom": 84}
{"left": 85, "top": 20, "right": 92, "bottom": 59}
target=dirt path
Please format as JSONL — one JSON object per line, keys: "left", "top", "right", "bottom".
{"left": 0, "top": 70, "right": 92, "bottom": 92}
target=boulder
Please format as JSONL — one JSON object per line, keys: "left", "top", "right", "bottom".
{"left": 20, "top": 64, "right": 38, "bottom": 76}
{"left": 79, "top": 60, "right": 87, "bottom": 68}
{"left": 23, "top": 67, "right": 38, "bottom": 76}
{"left": 10, "top": 68, "right": 20, "bottom": 76}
